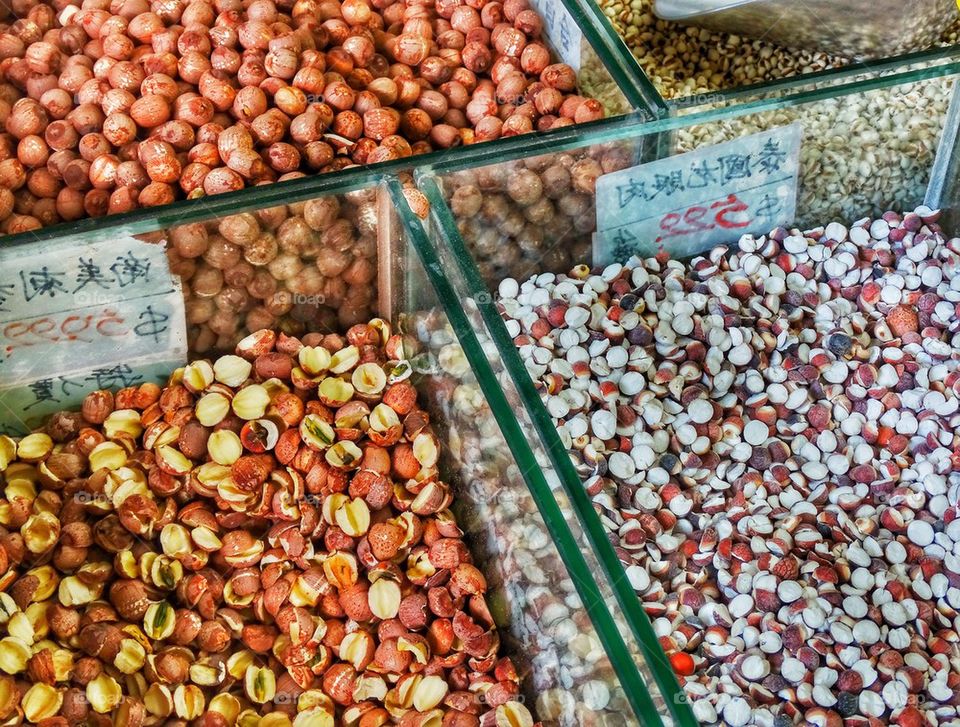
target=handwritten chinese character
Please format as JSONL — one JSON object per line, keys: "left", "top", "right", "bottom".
{"left": 648, "top": 171, "right": 685, "bottom": 200}
{"left": 133, "top": 305, "right": 169, "bottom": 343}
{"left": 74, "top": 258, "right": 114, "bottom": 293}
{"left": 543, "top": 2, "right": 555, "bottom": 28}
{"left": 754, "top": 193, "right": 782, "bottom": 219}
{"left": 611, "top": 228, "right": 639, "bottom": 260}
{"left": 756, "top": 139, "right": 787, "bottom": 174}
{"left": 19, "top": 267, "right": 67, "bottom": 301}
{"left": 559, "top": 17, "right": 573, "bottom": 51}
{"left": 617, "top": 179, "right": 647, "bottom": 208}
{"left": 717, "top": 154, "right": 752, "bottom": 184}
{"left": 687, "top": 159, "right": 721, "bottom": 189}
{"left": 24, "top": 379, "right": 59, "bottom": 410}
{"left": 85, "top": 364, "right": 143, "bottom": 390}
{"left": 0, "top": 283, "right": 15, "bottom": 312}
{"left": 110, "top": 251, "right": 152, "bottom": 288}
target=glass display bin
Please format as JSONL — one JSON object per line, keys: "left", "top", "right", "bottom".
{"left": 0, "top": 0, "right": 651, "bottom": 238}
{"left": 595, "top": 0, "right": 960, "bottom": 107}
{"left": 408, "top": 62, "right": 960, "bottom": 726}
{"left": 0, "top": 157, "right": 687, "bottom": 726}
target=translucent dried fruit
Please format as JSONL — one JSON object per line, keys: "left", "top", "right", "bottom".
{"left": 207, "top": 430, "right": 243, "bottom": 465}
{"left": 156, "top": 445, "right": 192, "bottom": 476}
{"left": 196, "top": 392, "right": 232, "bottom": 427}
{"left": 86, "top": 673, "right": 122, "bottom": 713}
{"left": 368, "top": 578, "right": 402, "bottom": 620}
{"left": 22, "top": 511, "right": 60, "bottom": 554}
{"left": 214, "top": 354, "right": 253, "bottom": 387}
{"left": 17, "top": 433, "right": 53, "bottom": 462}
{"left": 160, "top": 523, "right": 192, "bottom": 557}
{"left": 244, "top": 665, "right": 277, "bottom": 704}
{"left": 339, "top": 631, "right": 375, "bottom": 671}
{"left": 57, "top": 575, "right": 101, "bottom": 607}
{"left": 369, "top": 403, "right": 401, "bottom": 433}
{"left": 318, "top": 377, "right": 354, "bottom": 407}
{"left": 21, "top": 682, "right": 63, "bottom": 722}
{"left": 189, "top": 659, "right": 226, "bottom": 686}
{"left": 323, "top": 551, "right": 359, "bottom": 590}
{"left": 326, "top": 441, "right": 363, "bottom": 470}
{"left": 293, "top": 708, "right": 335, "bottom": 727}
{"left": 353, "top": 673, "right": 387, "bottom": 702}
{"left": 232, "top": 385, "right": 271, "bottom": 420}
{"left": 412, "top": 675, "right": 448, "bottom": 712}
{"left": 104, "top": 410, "right": 144, "bottom": 439}
{"left": 334, "top": 497, "right": 370, "bottom": 537}
{"left": 173, "top": 683, "right": 205, "bottom": 719}
{"left": 329, "top": 346, "right": 360, "bottom": 374}
{"left": 240, "top": 419, "right": 280, "bottom": 452}
{"left": 300, "top": 414, "right": 335, "bottom": 451}
{"left": 299, "top": 347, "right": 332, "bottom": 376}
{"left": 7, "top": 612, "right": 33, "bottom": 644}
{"left": 114, "top": 638, "right": 146, "bottom": 674}
{"left": 0, "top": 637, "right": 30, "bottom": 674}
{"left": 0, "top": 437, "right": 16, "bottom": 471}
{"left": 352, "top": 363, "right": 387, "bottom": 395}
{"left": 209, "top": 692, "right": 241, "bottom": 722}
{"left": 89, "top": 441, "right": 128, "bottom": 471}
{"left": 191, "top": 526, "right": 222, "bottom": 552}
{"left": 143, "top": 683, "right": 173, "bottom": 718}
{"left": 412, "top": 433, "right": 439, "bottom": 468}
{"left": 495, "top": 701, "right": 534, "bottom": 727}
{"left": 143, "top": 602, "right": 176, "bottom": 640}
{"left": 183, "top": 360, "right": 215, "bottom": 393}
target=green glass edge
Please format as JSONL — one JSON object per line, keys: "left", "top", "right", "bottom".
{"left": 387, "top": 178, "right": 671, "bottom": 727}
{"left": 414, "top": 175, "right": 698, "bottom": 727}
{"left": 561, "top": 0, "right": 668, "bottom": 115}
{"left": 667, "top": 44, "right": 960, "bottom": 110}
{"left": 4, "top": 56, "right": 959, "bottom": 252}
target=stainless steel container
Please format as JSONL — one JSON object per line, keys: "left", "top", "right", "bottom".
{"left": 654, "top": 0, "right": 957, "bottom": 60}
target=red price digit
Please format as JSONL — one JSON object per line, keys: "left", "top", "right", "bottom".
{"left": 658, "top": 206, "right": 714, "bottom": 241}
{"left": 712, "top": 194, "right": 751, "bottom": 229}
{"left": 29, "top": 318, "right": 60, "bottom": 343}
{"left": 682, "top": 205, "right": 713, "bottom": 232}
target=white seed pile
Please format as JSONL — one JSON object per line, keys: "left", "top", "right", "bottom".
{"left": 676, "top": 78, "right": 953, "bottom": 227}
{"left": 497, "top": 207, "right": 960, "bottom": 725}
{"left": 594, "top": 0, "right": 960, "bottom": 100}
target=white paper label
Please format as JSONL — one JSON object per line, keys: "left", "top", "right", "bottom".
{"left": 0, "top": 236, "right": 186, "bottom": 434}
{"left": 529, "top": 0, "right": 583, "bottom": 71}
{"left": 594, "top": 123, "right": 802, "bottom": 264}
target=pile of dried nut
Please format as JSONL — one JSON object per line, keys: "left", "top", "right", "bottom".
{"left": 0, "top": 0, "right": 602, "bottom": 234}
{"left": 445, "top": 145, "right": 633, "bottom": 284}
{"left": 405, "top": 310, "right": 636, "bottom": 724}
{"left": 0, "top": 322, "right": 536, "bottom": 727}
{"left": 497, "top": 206, "right": 960, "bottom": 725}
{"left": 167, "top": 190, "right": 378, "bottom": 353}
{"left": 594, "top": 0, "right": 960, "bottom": 100}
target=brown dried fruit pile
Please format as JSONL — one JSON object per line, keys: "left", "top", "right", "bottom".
{"left": 0, "top": 321, "right": 535, "bottom": 727}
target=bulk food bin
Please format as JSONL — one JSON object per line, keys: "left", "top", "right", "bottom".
{"left": 0, "top": 153, "right": 684, "bottom": 726}
{"left": 0, "top": 0, "right": 653, "bottom": 236}
{"left": 408, "top": 61, "right": 960, "bottom": 726}
{"left": 595, "top": 0, "right": 960, "bottom": 107}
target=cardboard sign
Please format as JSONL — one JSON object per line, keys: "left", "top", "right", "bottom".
{"left": 594, "top": 123, "right": 802, "bottom": 263}
{"left": 0, "top": 236, "right": 186, "bottom": 434}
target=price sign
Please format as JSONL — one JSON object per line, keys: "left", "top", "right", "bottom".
{"left": 527, "top": 0, "right": 582, "bottom": 70}
{"left": 594, "top": 123, "right": 802, "bottom": 263}
{"left": 0, "top": 236, "right": 186, "bottom": 434}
